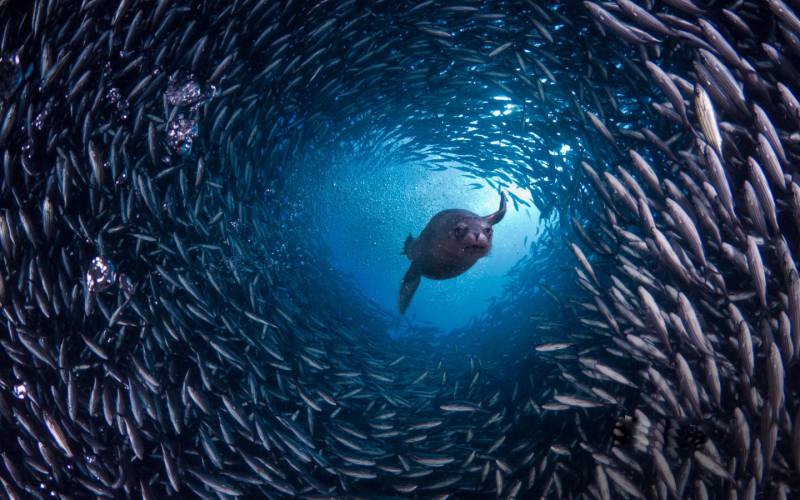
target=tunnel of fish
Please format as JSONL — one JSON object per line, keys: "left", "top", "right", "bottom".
{"left": 0, "top": 0, "right": 799, "bottom": 498}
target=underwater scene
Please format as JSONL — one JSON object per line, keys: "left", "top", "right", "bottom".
{"left": 0, "top": 0, "right": 798, "bottom": 498}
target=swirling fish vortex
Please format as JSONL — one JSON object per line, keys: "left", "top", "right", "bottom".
{"left": 0, "top": 0, "right": 798, "bottom": 499}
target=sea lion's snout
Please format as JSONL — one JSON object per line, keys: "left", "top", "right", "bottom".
{"left": 462, "top": 229, "right": 490, "bottom": 254}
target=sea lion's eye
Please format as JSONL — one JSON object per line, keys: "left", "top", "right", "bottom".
{"left": 484, "top": 227, "right": 492, "bottom": 235}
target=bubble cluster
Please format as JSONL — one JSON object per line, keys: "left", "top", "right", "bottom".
{"left": 85, "top": 256, "right": 116, "bottom": 292}
{"left": 33, "top": 112, "right": 45, "bottom": 131}
{"left": 106, "top": 87, "right": 130, "bottom": 119}
{"left": 165, "top": 75, "right": 209, "bottom": 109}
{"left": 166, "top": 114, "right": 197, "bottom": 156}
{"left": 12, "top": 383, "right": 27, "bottom": 400}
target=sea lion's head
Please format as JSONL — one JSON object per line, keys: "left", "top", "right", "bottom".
{"left": 451, "top": 192, "right": 506, "bottom": 257}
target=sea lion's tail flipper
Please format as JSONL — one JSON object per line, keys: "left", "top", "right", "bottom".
{"left": 398, "top": 263, "right": 421, "bottom": 315}
{"left": 484, "top": 191, "right": 507, "bottom": 225}
{"left": 401, "top": 234, "right": 415, "bottom": 258}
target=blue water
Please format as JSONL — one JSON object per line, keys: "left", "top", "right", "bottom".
{"left": 316, "top": 161, "right": 542, "bottom": 331}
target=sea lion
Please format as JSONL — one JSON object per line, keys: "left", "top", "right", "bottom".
{"left": 398, "top": 192, "right": 507, "bottom": 314}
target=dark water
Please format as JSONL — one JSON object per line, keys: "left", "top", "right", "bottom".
{"left": 0, "top": 0, "right": 798, "bottom": 498}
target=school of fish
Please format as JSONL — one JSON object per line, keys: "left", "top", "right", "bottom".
{"left": 0, "top": 0, "right": 799, "bottom": 498}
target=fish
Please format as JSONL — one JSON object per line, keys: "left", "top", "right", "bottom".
{"left": 534, "top": 342, "right": 572, "bottom": 352}
{"left": 439, "top": 402, "right": 483, "bottom": 412}
{"left": 553, "top": 394, "right": 604, "bottom": 408}
{"left": 693, "top": 84, "right": 721, "bottom": 156}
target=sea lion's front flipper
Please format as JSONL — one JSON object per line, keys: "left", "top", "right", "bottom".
{"left": 398, "top": 262, "right": 421, "bottom": 315}
{"left": 401, "top": 234, "right": 415, "bottom": 259}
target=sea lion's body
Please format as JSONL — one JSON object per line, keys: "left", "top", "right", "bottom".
{"left": 398, "top": 194, "right": 506, "bottom": 314}
{"left": 404, "top": 209, "right": 491, "bottom": 279}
